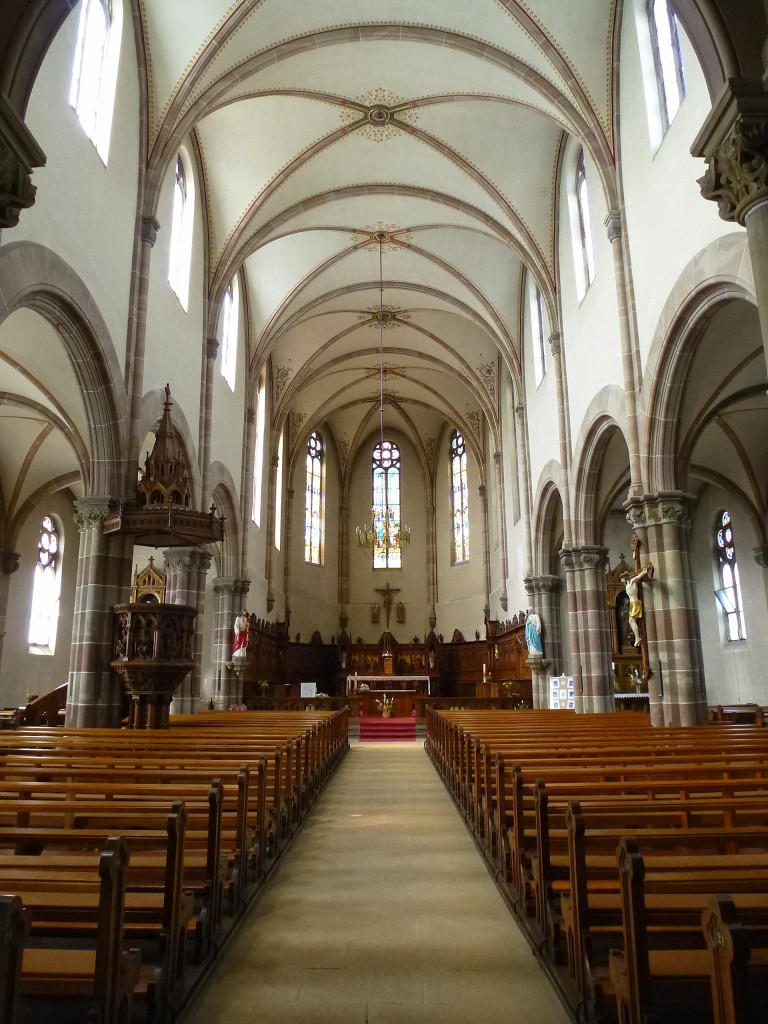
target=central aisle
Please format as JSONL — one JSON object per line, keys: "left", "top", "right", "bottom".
{"left": 183, "top": 743, "right": 571, "bottom": 1024}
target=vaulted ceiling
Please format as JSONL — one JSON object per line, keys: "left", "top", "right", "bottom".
{"left": 135, "top": 1, "right": 629, "bottom": 470}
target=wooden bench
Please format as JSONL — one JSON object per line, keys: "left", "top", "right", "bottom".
{"left": 17, "top": 836, "right": 141, "bottom": 1024}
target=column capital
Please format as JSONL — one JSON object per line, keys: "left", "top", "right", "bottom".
{"left": 0, "top": 94, "right": 45, "bottom": 229}
{"left": 754, "top": 545, "right": 768, "bottom": 568}
{"left": 246, "top": 407, "right": 256, "bottom": 424}
{"left": 163, "top": 547, "right": 212, "bottom": 574}
{"left": 624, "top": 491, "right": 696, "bottom": 530}
{"left": 525, "top": 573, "right": 562, "bottom": 596}
{"left": 206, "top": 337, "right": 219, "bottom": 361}
{"left": 692, "top": 79, "right": 768, "bottom": 224}
{"left": 1, "top": 551, "right": 20, "bottom": 575}
{"left": 559, "top": 545, "right": 608, "bottom": 572}
{"left": 73, "top": 496, "right": 113, "bottom": 532}
{"left": 548, "top": 332, "right": 562, "bottom": 357}
{"left": 514, "top": 403, "right": 525, "bottom": 421}
{"left": 604, "top": 209, "right": 623, "bottom": 241}
{"left": 478, "top": 484, "right": 487, "bottom": 501}
{"left": 493, "top": 450, "right": 502, "bottom": 466}
{"left": 141, "top": 215, "right": 161, "bottom": 246}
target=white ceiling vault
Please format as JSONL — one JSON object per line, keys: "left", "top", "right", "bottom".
{"left": 139, "top": 0, "right": 619, "bottom": 471}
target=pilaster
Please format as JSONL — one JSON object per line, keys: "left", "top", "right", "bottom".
{"left": 163, "top": 547, "right": 213, "bottom": 713}
{"left": 559, "top": 546, "right": 613, "bottom": 714}
{"left": 66, "top": 497, "right": 132, "bottom": 727}
{"left": 625, "top": 492, "right": 707, "bottom": 725}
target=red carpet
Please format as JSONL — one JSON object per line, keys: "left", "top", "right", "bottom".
{"left": 358, "top": 716, "right": 416, "bottom": 742}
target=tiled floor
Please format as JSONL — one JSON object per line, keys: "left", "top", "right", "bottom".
{"left": 182, "top": 743, "right": 572, "bottom": 1024}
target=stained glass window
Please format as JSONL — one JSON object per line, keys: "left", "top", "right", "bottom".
{"left": 28, "top": 516, "right": 62, "bottom": 653}
{"left": 451, "top": 430, "right": 469, "bottom": 563}
{"left": 715, "top": 510, "right": 746, "bottom": 641}
{"left": 649, "top": 0, "right": 685, "bottom": 132}
{"left": 305, "top": 432, "right": 323, "bottom": 564}
{"left": 220, "top": 278, "right": 238, "bottom": 392}
{"left": 576, "top": 150, "right": 596, "bottom": 290}
{"left": 372, "top": 440, "right": 402, "bottom": 569}
{"left": 70, "top": 0, "right": 121, "bottom": 161}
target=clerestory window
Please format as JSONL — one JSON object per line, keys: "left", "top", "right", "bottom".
{"left": 220, "top": 278, "right": 239, "bottom": 392}
{"left": 648, "top": 0, "right": 686, "bottom": 133}
{"left": 70, "top": 0, "right": 122, "bottom": 162}
{"left": 304, "top": 432, "right": 324, "bottom": 565}
{"left": 450, "top": 430, "right": 469, "bottom": 563}
{"left": 168, "top": 151, "right": 195, "bottom": 310}
{"left": 28, "top": 516, "right": 63, "bottom": 654}
{"left": 714, "top": 510, "right": 746, "bottom": 641}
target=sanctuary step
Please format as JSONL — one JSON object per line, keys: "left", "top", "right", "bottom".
{"left": 358, "top": 715, "right": 416, "bottom": 742}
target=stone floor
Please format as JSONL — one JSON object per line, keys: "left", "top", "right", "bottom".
{"left": 182, "top": 742, "right": 572, "bottom": 1024}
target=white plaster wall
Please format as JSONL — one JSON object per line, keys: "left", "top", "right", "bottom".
{"left": 604, "top": 511, "right": 634, "bottom": 573}
{"left": 143, "top": 146, "right": 205, "bottom": 449}
{"left": 434, "top": 429, "right": 486, "bottom": 638}
{"left": 556, "top": 147, "right": 625, "bottom": 486}
{"left": 244, "top": 391, "right": 270, "bottom": 613}
{"left": 1, "top": 492, "right": 78, "bottom": 709}
{"left": 288, "top": 428, "right": 340, "bottom": 642}
{"left": 692, "top": 487, "right": 768, "bottom": 705}
{"left": 346, "top": 430, "right": 429, "bottom": 643}
{"left": 210, "top": 288, "right": 246, "bottom": 499}
{"left": 522, "top": 282, "right": 562, "bottom": 504}
{"left": 619, "top": 8, "right": 735, "bottom": 365}
{"left": 20, "top": 5, "right": 139, "bottom": 371}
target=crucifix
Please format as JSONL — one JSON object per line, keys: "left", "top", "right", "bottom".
{"left": 374, "top": 582, "right": 400, "bottom": 630}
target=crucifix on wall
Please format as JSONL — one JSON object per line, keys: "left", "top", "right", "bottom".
{"left": 374, "top": 582, "right": 400, "bottom": 630}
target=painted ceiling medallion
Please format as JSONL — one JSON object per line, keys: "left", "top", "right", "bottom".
{"left": 340, "top": 86, "right": 418, "bottom": 142}
{"left": 357, "top": 304, "right": 412, "bottom": 329}
{"left": 362, "top": 364, "right": 408, "bottom": 380}
{"left": 354, "top": 223, "right": 412, "bottom": 251}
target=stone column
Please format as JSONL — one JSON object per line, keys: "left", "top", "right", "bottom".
{"left": 625, "top": 494, "right": 707, "bottom": 726}
{"left": 240, "top": 407, "right": 256, "bottom": 574}
{"left": 559, "top": 546, "right": 613, "bottom": 713}
{"left": 125, "top": 215, "right": 160, "bottom": 493}
{"left": 604, "top": 210, "right": 643, "bottom": 495}
{"left": 338, "top": 504, "right": 350, "bottom": 621}
{"left": 692, "top": 81, "right": 768, "bottom": 372}
{"left": 264, "top": 453, "right": 279, "bottom": 612}
{"left": 0, "top": 93, "right": 45, "bottom": 229}
{"left": 163, "top": 547, "right": 212, "bottom": 713}
{"left": 66, "top": 498, "right": 133, "bottom": 727}
{"left": 525, "top": 573, "right": 564, "bottom": 706}
{"left": 478, "top": 483, "right": 492, "bottom": 613}
{"left": 515, "top": 403, "right": 534, "bottom": 578}
{"left": 549, "top": 334, "right": 574, "bottom": 546}
{"left": 493, "top": 451, "right": 509, "bottom": 610}
{"left": 0, "top": 550, "right": 19, "bottom": 676}
{"left": 525, "top": 655, "right": 551, "bottom": 710}
{"left": 212, "top": 576, "right": 249, "bottom": 706}
{"left": 199, "top": 337, "right": 218, "bottom": 508}
{"left": 425, "top": 504, "right": 438, "bottom": 629}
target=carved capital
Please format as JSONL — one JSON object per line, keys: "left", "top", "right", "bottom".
{"left": 526, "top": 573, "right": 562, "bottom": 596}
{"left": 625, "top": 493, "right": 694, "bottom": 530}
{"left": 754, "top": 545, "right": 768, "bottom": 568}
{"left": 163, "top": 547, "right": 212, "bottom": 575}
{"left": 514, "top": 403, "right": 525, "bottom": 422}
{"left": 548, "top": 332, "right": 562, "bottom": 357}
{"left": 206, "top": 337, "right": 219, "bottom": 361}
{"left": 212, "top": 576, "right": 238, "bottom": 596}
{"left": 604, "top": 209, "right": 622, "bottom": 242}
{"left": 141, "top": 215, "right": 161, "bottom": 246}
{"left": 246, "top": 407, "right": 256, "bottom": 424}
{"left": 559, "top": 545, "right": 608, "bottom": 573}
{"left": 493, "top": 451, "right": 502, "bottom": 466}
{"left": 692, "top": 80, "right": 768, "bottom": 225}
{"left": 1, "top": 551, "right": 20, "bottom": 575}
{"left": 73, "top": 497, "right": 113, "bottom": 532}
{"left": 0, "top": 95, "right": 45, "bottom": 229}
{"left": 478, "top": 484, "right": 487, "bottom": 501}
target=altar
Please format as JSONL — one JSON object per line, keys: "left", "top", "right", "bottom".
{"left": 346, "top": 675, "right": 430, "bottom": 695}
{"left": 347, "top": 675, "right": 430, "bottom": 718}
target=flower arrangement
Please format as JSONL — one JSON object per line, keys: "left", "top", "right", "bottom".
{"left": 375, "top": 695, "right": 395, "bottom": 714}
{"left": 228, "top": 703, "right": 248, "bottom": 711}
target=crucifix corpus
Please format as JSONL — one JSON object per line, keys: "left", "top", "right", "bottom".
{"left": 622, "top": 534, "right": 655, "bottom": 684}
{"left": 374, "top": 582, "right": 400, "bottom": 630}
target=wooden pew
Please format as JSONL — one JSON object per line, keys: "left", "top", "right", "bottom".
{"left": 702, "top": 894, "right": 768, "bottom": 1024}
{"left": 609, "top": 837, "right": 768, "bottom": 1024}
{"left": 19, "top": 836, "right": 141, "bottom": 1024}
{"left": 0, "top": 895, "right": 27, "bottom": 1024}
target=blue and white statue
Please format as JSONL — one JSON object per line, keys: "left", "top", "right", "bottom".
{"left": 525, "top": 608, "right": 543, "bottom": 657}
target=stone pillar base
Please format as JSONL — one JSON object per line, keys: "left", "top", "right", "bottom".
{"left": 526, "top": 655, "right": 550, "bottom": 709}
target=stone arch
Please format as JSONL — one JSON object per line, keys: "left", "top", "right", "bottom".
{"left": 0, "top": 242, "right": 127, "bottom": 496}
{"left": 570, "top": 387, "right": 632, "bottom": 547}
{"left": 640, "top": 233, "right": 755, "bottom": 493}
{"left": 532, "top": 463, "right": 566, "bottom": 577}
{"left": 209, "top": 466, "right": 242, "bottom": 578}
